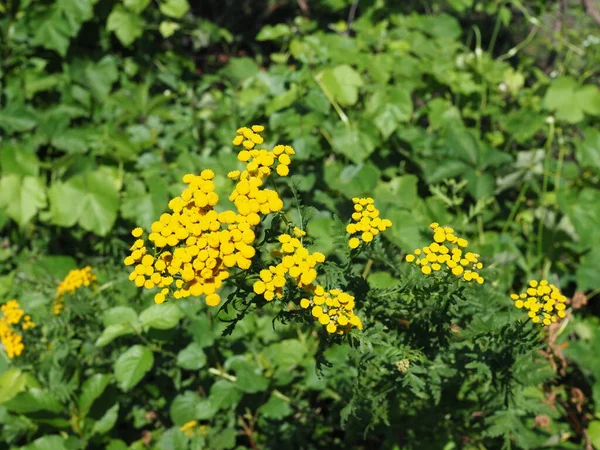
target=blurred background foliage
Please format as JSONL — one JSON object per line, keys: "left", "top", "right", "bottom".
{"left": 1, "top": 0, "right": 600, "bottom": 448}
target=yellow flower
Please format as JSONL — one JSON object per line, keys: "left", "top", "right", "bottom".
{"left": 405, "top": 223, "right": 484, "bottom": 284}
{"left": 124, "top": 126, "right": 297, "bottom": 308}
{"left": 346, "top": 198, "right": 392, "bottom": 248}
{"left": 54, "top": 266, "right": 97, "bottom": 315}
{"left": 1, "top": 300, "right": 34, "bottom": 359}
{"left": 510, "top": 280, "right": 567, "bottom": 326}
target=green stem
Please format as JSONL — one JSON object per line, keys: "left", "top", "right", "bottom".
{"left": 536, "top": 120, "right": 555, "bottom": 273}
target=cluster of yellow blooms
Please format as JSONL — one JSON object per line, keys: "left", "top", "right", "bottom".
{"left": 405, "top": 223, "right": 484, "bottom": 284}
{"left": 510, "top": 280, "right": 567, "bottom": 326}
{"left": 0, "top": 300, "right": 35, "bottom": 358}
{"left": 300, "top": 287, "right": 363, "bottom": 334}
{"left": 124, "top": 126, "right": 291, "bottom": 307}
{"left": 53, "top": 266, "right": 96, "bottom": 315}
{"left": 347, "top": 197, "right": 392, "bottom": 249}
{"left": 252, "top": 228, "right": 363, "bottom": 334}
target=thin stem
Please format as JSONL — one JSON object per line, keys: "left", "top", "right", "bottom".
{"left": 362, "top": 259, "right": 373, "bottom": 279}
{"left": 536, "top": 121, "right": 555, "bottom": 273}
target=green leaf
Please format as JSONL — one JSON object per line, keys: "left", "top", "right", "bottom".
{"left": 92, "top": 403, "right": 119, "bottom": 435}
{"left": 114, "top": 345, "right": 154, "bottom": 392}
{"left": 0, "top": 103, "right": 38, "bottom": 133}
{"left": 227, "top": 358, "right": 269, "bottom": 394}
{"left": 576, "top": 128, "right": 600, "bottom": 171}
{"left": 170, "top": 391, "right": 200, "bottom": 426}
{"left": 159, "top": 21, "right": 180, "bottom": 38}
{"left": 331, "top": 123, "right": 378, "bottom": 164}
{"left": 22, "top": 435, "right": 67, "bottom": 450}
{"left": 4, "top": 388, "right": 63, "bottom": 413}
{"left": 107, "top": 6, "right": 145, "bottom": 46}
{"left": 176, "top": 343, "right": 207, "bottom": 370}
{"left": 79, "top": 374, "right": 112, "bottom": 416}
{"left": 367, "top": 87, "right": 413, "bottom": 139}
{"left": 318, "top": 64, "right": 364, "bottom": 106}
{"left": 209, "top": 380, "right": 243, "bottom": 410}
{"left": 139, "top": 303, "right": 183, "bottom": 330}
{"left": 0, "top": 144, "right": 39, "bottom": 176}
{"left": 374, "top": 175, "right": 419, "bottom": 210}
{"left": 577, "top": 247, "right": 600, "bottom": 291}
{"left": 124, "top": 0, "right": 151, "bottom": 14}
{"left": 32, "top": 9, "right": 72, "bottom": 56}
{"left": 196, "top": 398, "right": 216, "bottom": 420}
{"left": 0, "top": 175, "right": 47, "bottom": 227}
{"left": 96, "top": 323, "right": 135, "bottom": 347}
{"left": 588, "top": 421, "right": 600, "bottom": 449}
{"left": 0, "top": 369, "right": 27, "bottom": 404}
{"left": 159, "top": 0, "right": 190, "bottom": 18}
{"left": 49, "top": 170, "right": 119, "bottom": 236}
{"left": 103, "top": 306, "right": 138, "bottom": 327}
{"left": 256, "top": 24, "right": 291, "bottom": 41}
{"left": 575, "top": 84, "right": 600, "bottom": 116}
{"left": 259, "top": 394, "right": 292, "bottom": 420}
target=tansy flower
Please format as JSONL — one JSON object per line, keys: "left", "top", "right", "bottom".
{"left": 299, "top": 287, "right": 363, "bottom": 334}
{"left": 124, "top": 126, "right": 296, "bottom": 308}
{"left": 0, "top": 300, "right": 35, "bottom": 359}
{"left": 510, "top": 280, "right": 567, "bottom": 326}
{"left": 346, "top": 197, "right": 392, "bottom": 248}
{"left": 53, "top": 266, "right": 96, "bottom": 315}
{"left": 405, "top": 223, "right": 484, "bottom": 284}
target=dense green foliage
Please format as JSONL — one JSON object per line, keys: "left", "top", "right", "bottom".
{"left": 1, "top": 0, "right": 600, "bottom": 449}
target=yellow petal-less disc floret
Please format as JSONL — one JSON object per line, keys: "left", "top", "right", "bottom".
{"left": 346, "top": 198, "right": 392, "bottom": 248}
{"left": 124, "top": 126, "right": 296, "bottom": 308}
{"left": 510, "top": 280, "right": 567, "bottom": 326}
{"left": 405, "top": 223, "right": 484, "bottom": 284}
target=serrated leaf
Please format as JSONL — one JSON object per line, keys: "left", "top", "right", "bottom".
{"left": 170, "top": 391, "right": 200, "bottom": 426}
{"left": 318, "top": 64, "right": 364, "bottom": 106}
{"left": 159, "top": 0, "right": 190, "bottom": 18}
{"left": 103, "top": 306, "right": 138, "bottom": 327}
{"left": 96, "top": 323, "right": 135, "bottom": 347}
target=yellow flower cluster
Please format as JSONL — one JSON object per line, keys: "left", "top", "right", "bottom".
{"left": 253, "top": 229, "right": 362, "bottom": 334}
{"left": 0, "top": 300, "right": 35, "bottom": 358}
{"left": 510, "top": 280, "right": 567, "bottom": 326}
{"left": 253, "top": 231, "right": 325, "bottom": 301}
{"left": 124, "top": 126, "right": 293, "bottom": 307}
{"left": 346, "top": 197, "right": 392, "bottom": 249}
{"left": 300, "top": 287, "right": 363, "bottom": 334}
{"left": 405, "top": 223, "right": 484, "bottom": 284}
{"left": 53, "top": 266, "right": 96, "bottom": 315}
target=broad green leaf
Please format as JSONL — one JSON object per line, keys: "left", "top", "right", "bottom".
{"left": 0, "top": 144, "right": 39, "bottom": 176}
{"left": 226, "top": 357, "right": 269, "bottom": 394}
{"left": 107, "top": 6, "right": 145, "bottom": 46}
{"left": 114, "top": 345, "right": 154, "bottom": 392}
{"left": 317, "top": 64, "right": 364, "bottom": 106}
{"left": 159, "top": 0, "right": 190, "bottom": 18}
{"left": 367, "top": 87, "right": 413, "bottom": 139}
{"left": 256, "top": 24, "right": 291, "bottom": 41}
{"left": 195, "top": 398, "right": 216, "bottom": 420}
{"left": 209, "top": 380, "right": 243, "bottom": 410}
{"left": 0, "top": 369, "right": 26, "bottom": 404}
{"left": 139, "top": 303, "right": 183, "bottom": 330}
{"left": 577, "top": 247, "right": 600, "bottom": 291}
{"left": 0, "top": 104, "right": 38, "bottom": 133}
{"left": 32, "top": 9, "right": 71, "bottom": 56}
{"left": 159, "top": 21, "right": 180, "bottom": 38}
{"left": 259, "top": 394, "right": 292, "bottom": 419}
{"left": 84, "top": 56, "right": 119, "bottom": 101}
{"left": 0, "top": 175, "right": 47, "bottom": 227}
{"left": 170, "top": 391, "right": 200, "bottom": 426}
{"left": 331, "top": 123, "right": 378, "bottom": 164}
{"left": 103, "top": 306, "right": 138, "bottom": 327}
{"left": 96, "top": 323, "right": 135, "bottom": 347}
{"left": 576, "top": 85, "right": 600, "bottom": 115}
{"left": 91, "top": 403, "right": 120, "bottom": 435}
{"left": 124, "top": 0, "right": 151, "bottom": 13}
{"left": 58, "top": 0, "right": 98, "bottom": 33}
{"left": 49, "top": 170, "right": 119, "bottom": 235}
{"left": 79, "top": 374, "right": 112, "bottom": 416}
{"left": 4, "top": 388, "right": 63, "bottom": 413}
{"left": 22, "top": 435, "right": 67, "bottom": 450}
{"left": 176, "top": 343, "right": 207, "bottom": 370}
{"left": 576, "top": 128, "right": 600, "bottom": 171}
{"left": 589, "top": 421, "right": 600, "bottom": 450}
{"left": 374, "top": 175, "right": 419, "bottom": 210}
